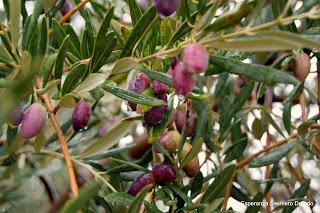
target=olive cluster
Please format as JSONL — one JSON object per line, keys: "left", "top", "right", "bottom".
{"left": 125, "top": 43, "right": 210, "bottom": 195}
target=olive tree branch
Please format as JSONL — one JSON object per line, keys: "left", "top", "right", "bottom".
{"left": 236, "top": 135, "right": 297, "bottom": 169}
{"left": 35, "top": 78, "right": 79, "bottom": 198}
{"left": 49, "top": 0, "right": 92, "bottom": 35}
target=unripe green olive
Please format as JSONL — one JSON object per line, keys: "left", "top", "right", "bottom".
{"left": 159, "top": 130, "right": 181, "bottom": 153}
{"left": 179, "top": 143, "right": 200, "bottom": 178}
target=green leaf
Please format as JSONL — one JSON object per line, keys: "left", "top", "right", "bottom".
{"left": 153, "top": 140, "right": 173, "bottom": 162}
{"left": 282, "top": 179, "right": 310, "bottom": 213}
{"left": 84, "top": 145, "right": 134, "bottom": 160}
{"left": 42, "top": 53, "right": 57, "bottom": 87}
{"left": 58, "top": 94, "right": 76, "bottom": 109}
{"left": 65, "top": 24, "right": 81, "bottom": 50}
{"left": 34, "top": 132, "right": 45, "bottom": 153}
{"left": 224, "top": 133, "right": 248, "bottom": 162}
{"left": 191, "top": 172, "right": 204, "bottom": 198}
{"left": 61, "top": 182, "right": 99, "bottom": 213}
{"left": 207, "top": 56, "right": 299, "bottom": 85}
{"left": 52, "top": 19, "right": 80, "bottom": 59}
{"left": 78, "top": 119, "right": 135, "bottom": 158}
{"left": 54, "top": 36, "right": 70, "bottom": 80}
{"left": 62, "top": 63, "right": 87, "bottom": 96}
{"left": 9, "top": 134, "right": 24, "bottom": 154}
{"left": 205, "top": 37, "right": 309, "bottom": 52}
{"left": 111, "top": 57, "right": 139, "bottom": 76}
{"left": 192, "top": 101, "right": 209, "bottom": 144}
{"left": 271, "top": 0, "right": 297, "bottom": 32}
{"left": 180, "top": 138, "right": 203, "bottom": 168}
{"left": 9, "top": 0, "right": 21, "bottom": 47}
{"left": 201, "top": 164, "right": 236, "bottom": 203}
{"left": 73, "top": 73, "right": 106, "bottom": 94}
{"left": 20, "top": 51, "right": 32, "bottom": 73}
{"left": 257, "top": 31, "right": 320, "bottom": 49}
{"left": 204, "top": 1, "right": 254, "bottom": 32}
{"left": 90, "top": 32, "right": 117, "bottom": 73}
{"left": 127, "top": 187, "right": 148, "bottom": 213}
{"left": 110, "top": 158, "right": 150, "bottom": 173}
{"left": 105, "top": 192, "right": 134, "bottom": 206}
{"left": 102, "top": 83, "right": 166, "bottom": 107}
{"left": 142, "top": 70, "right": 173, "bottom": 87}
{"left": 252, "top": 118, "right": 265, "bottom": 140}
{"left": 166, "top": 184, "right": 194, "bottom": 206}
{"left": 249, "top": 142, "right": 296, "bottom": 168}
{"left": 284, "top": 107, "right": 294, "bottom": 132}
{"left": 283, "top": 83, "right": 304, "bottom": 134}
{"left": 261, "top": 106, "right": 285, "bottom": 137}
{"left": 144, "top": 202, "right": 162, "bottom": 213}
{"left": 121, "top": 7, "right": 157, "bottom": 57}
{"left": 90, "top": 7, "right": 115, "bottom": 73}
{"left": 298, "top": 120, "right": 315, "bottom": 136}
{"left": 38, "top": 17, "right": 48, "bottom": 59}
{"left": 94, "top": 196, "right": 114, "bottom": 213}
{"left": 264, "top": 162, "right": 280, "bottom": 195}
{"left": 166, "top": 12, "right": 197, "bottom": 48}
{"left": 28, "top": 24, "right": 39, "bottom": 58}
{"left": 220, "top": 82, "right": 254, "bottom": 138}
{"left": 24, "top": 0, "right": 44, "bottom": 50}
{"left": 296, "top": 0, "right": 320, "bottom": 13}
{"left": 128, "top": 0, "right": 142, "bottom": 26}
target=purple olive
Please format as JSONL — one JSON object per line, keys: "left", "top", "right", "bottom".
{"left": 61, "top": 2, "right": 72, "bottom": 16}
{"left": 98, "top": 116, "right": 119, "bottom": 137}
{"left": 128, "top": 173, "right": 155, "bottom": 195}
{"left": 72, "top": 100, "right": 91, "bottom": 131}
{"left": 21, "top": 103, "right": 47, "bottom": 139}
{"left": 183, "top": 43, "right": 209, "bottom": 74}
{"left": 138, "top": 0, "right": 149, "bottom": 11}
{"left": 159, "top": 131, "right": 180, "bottom": 153}
{"left": 143, "top": 106, "right": 166, "bottom": 127}
{"left": 172, "top": 62, "right": 195, "bottom": 96}
{"left": 152, "top": 162, "right": 176, "bottom": 183}
{"left": 153, "top": 0, "right": 181, "bottom": 16}
{"left": 128, "top": 73, "right": 150, "bottom": 111}
{"left": 10, "top": 103, "right": 24, "bottom": 126}
{"left": 175, "top": 107, "right": 195, "bottom": 137}
{"left": 143, "top": 93, "right": 167, "bottom": 127}
{"left": 151, "top": 80, "right": 168, "bottom": 95}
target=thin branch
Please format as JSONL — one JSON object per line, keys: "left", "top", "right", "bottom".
{"left": 299, "top": 92, "right": 308, "bottom": 122}
{"left": 35, "top": 78, "right": 79, "bottom": 198}
{"left": 222, "top": 174, "right": 235, "bottom": 209}
{"left": 264, "top": 87, "right": 273, "bottom": 213}
{"left": 49, "top": 0, "right": 92, "bottom": 35}
{"left": 236, "top": 135, "right": 297, "bottom": 169}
